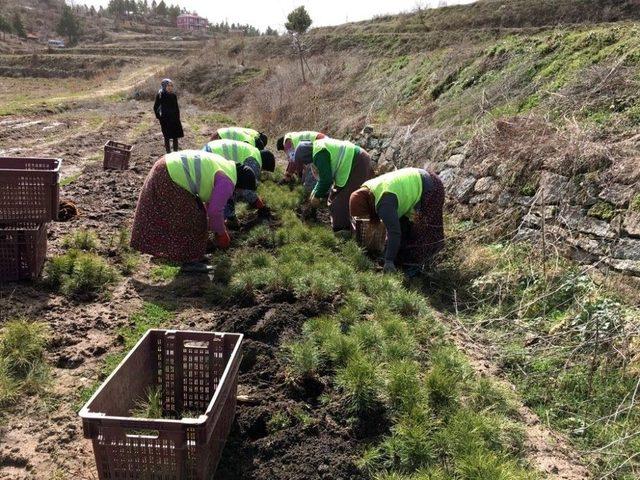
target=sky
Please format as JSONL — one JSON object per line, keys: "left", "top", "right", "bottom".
{"left": 78, "top": 0, "right": 477, "bottom": 32}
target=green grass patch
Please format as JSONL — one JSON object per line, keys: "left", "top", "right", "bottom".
{"left": 150, "top": 263, "right": 181, "bottom": 282}
{"left": 429, "top": 232, "right": 640, "bottom": 478}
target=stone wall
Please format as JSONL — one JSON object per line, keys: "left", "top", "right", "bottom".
{"left": 355, "top": 125, "right": 640, "bottom": 276}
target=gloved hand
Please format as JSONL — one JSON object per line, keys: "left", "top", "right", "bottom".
{"left": 252, "top": 197, "right": 266, "bottom": 210}
{"left": 216, "top": 231, "right": 231, "bottom": 249}
{"left": 278, "top": 174, "right": 293, "bottom": 186}
{"left": 383, "top": 260, "right": 397, "bottom": 273}
{"left": 309, "top": 196, "right": 321, "bottom": 208}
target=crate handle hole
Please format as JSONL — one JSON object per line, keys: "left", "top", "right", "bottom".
{"left": 125, "top": 429, "right": 160, "bottom": 439}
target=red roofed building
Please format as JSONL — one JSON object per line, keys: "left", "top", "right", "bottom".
{"left": 177, "top": 13, "right": 208, "bottom": 31}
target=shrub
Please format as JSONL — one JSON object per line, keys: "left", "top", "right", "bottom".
{"left": 335, "top": 354, "right": 382, "bottom": 414}
{"left": 62, "top": 229, "right": 100, "bottom": 251}
{"left": 46, "top": 250, "right": 119, "bottom": 296}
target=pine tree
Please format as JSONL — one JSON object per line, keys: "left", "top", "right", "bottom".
{"left": 0, "top": 15, "right": 12, "bottom": 40}
{"left": 285, "top": 6, "right": 312, "bottom": 82}
{"left": 12, "top": 12, "right": 26, "bottom": 38}
{"left": 156, "top": 0, "right": 168, "bottom": 16}
{"left": 56, "top": 4, "right": 82, "bottom": 45}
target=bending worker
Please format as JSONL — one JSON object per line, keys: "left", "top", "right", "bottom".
{"left": 203, "top": 138, "right": 276, "bottom": 226}
{"left": 211, "top": 126, "right": 268, "bottom": 150}
{"left": 295, "top": 137, "right": 373, "bottom": 233}
{"left": 131, "top": 150, "right": 256, "bottom": 272}
{"left": 276, "top": 131, "right": 326, "bottom": 188}
{"left": 349, "top": 167, "right": 445, "bottom": 273}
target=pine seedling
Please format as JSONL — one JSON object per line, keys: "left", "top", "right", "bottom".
{"left": 131, "top": 386, "right": 163, "bottom": 419}
{"left": 335, "top": 353, "right": 382, "bottom": 414}
{"left": 386, "top": 360, "right": 423, "bottom": 415}
{"left": 351, "top": 321, "right": 384, "bottom": 351}
{"left": 46, "top": 250, "right": 119, "bottom": 296}
{"left": 325, "top": 332, "right": 361, "bottom": 367}
{"left": 243, "top": 224, "right": 275, "bottom": 247}
{"left": 0, "top": 359, "right": 18, "bottom": 406}
{"left": 340, "top": 240, "right": 375, "bottom": 271}
{"left": 424, "top": 364, "right": 461, "bottom": 413}
{"left": 119, "top": 252, "right": 141, "bottom": 275}
{"left": 357, "top": 445, "right": 383, "bottom": 476}
{"left": 62, "top": 229, "right": 100, "bottom": 251}
{"left": 381, "top": 288, "right": 429, "bottom": 318}
{"left": 267, "top": 411, "right": 291, "bottom": 432}
{"left": 0, "top": 319, "right": 49, "bottom": 378}
{"left": 381, "top": 412, "right": 438, "bottom": 472}
{"left": 454, "top": 450, "right": 531, "bottom": 480}
{"left": 303, "top": 315, "right": 341, "bottom": 345}
{"left": 60, "top": 252, "right": 119, "bottom": 295}
{"left": 469, "top": 377, "right": 517, "bottom": 417}
{"left": 286, "top": 339, "right": 321, "bottom": 379}
{"left": 20, "top": 360, "right": 51, "bottom": 395}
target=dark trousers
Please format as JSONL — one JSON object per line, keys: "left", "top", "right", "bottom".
{"left": 164, "top": 137, "right": 179, "bottom": 153}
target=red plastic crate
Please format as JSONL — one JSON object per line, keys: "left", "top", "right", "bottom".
{"left": 104, "top": 141, "right": 132, "bottom": 170}
{"left": 0, "top": 157, "right": 61, "bottom": 223}
{"left": 0, "top": 223, "right": 47, "bottom": 282}
{"left": 80, "top": 329, "right": 243, "bottom": 480}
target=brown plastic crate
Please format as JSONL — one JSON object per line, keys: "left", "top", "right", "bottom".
{"left": 0, "top": 157, "right": 61, "bottom": 223}
{"left": 80, "top": 329, "right": 243, "bottom": 480}
{"left": 104, "top": 141, "right": 133, "bottom": 170}
{"left": 0, "top": 223, "right": 47, "bottom": 282}
{"left": 355, "top": 217, "right": 387, "bottom": 254}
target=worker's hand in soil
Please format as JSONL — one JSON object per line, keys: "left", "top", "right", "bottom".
{"left": 216, "top": 231, "right": 231, "bottom": 249}
{"left": 278, "top": 174, "right": 294, "bottom": 186}
{"left": 309, "top": 196, "right": 321, "bottom": 208}
{"left": 383, "top": 260, "right": 397, "bottom": 273}
{"left": 252, "top": 198, "right": 266, "bottom": 210}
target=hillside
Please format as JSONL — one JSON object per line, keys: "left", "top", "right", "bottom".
{"left": 0, "top": 1, "right": 639, "bottom": 480}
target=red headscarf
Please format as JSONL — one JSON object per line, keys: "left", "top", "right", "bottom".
{"left": 349, "top": 187, "right": 379, "bottom": 222}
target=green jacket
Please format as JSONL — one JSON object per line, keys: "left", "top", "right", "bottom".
{"left": 311, "top": 138, "right": 359, "bottom": 198}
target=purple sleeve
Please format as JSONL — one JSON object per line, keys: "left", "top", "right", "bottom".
{"left": 206, "top": 172, "right": 234, "bottom": 234}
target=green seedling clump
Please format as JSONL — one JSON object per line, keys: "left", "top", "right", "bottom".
{"left": 45, "top": 249, "right": 119, "bottom": 296}
{"left": 0, "top": 319, "right": 50, "bottom": 405}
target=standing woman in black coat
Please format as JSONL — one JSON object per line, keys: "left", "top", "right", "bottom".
{"left": 153, "top": 79, "right": 184, "bottom": 153}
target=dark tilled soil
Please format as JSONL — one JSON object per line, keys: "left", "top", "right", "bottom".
{"left": 0, "top": 100, "right": 373, "bottom": 480}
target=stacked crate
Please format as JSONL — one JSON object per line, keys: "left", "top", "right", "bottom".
{"left": 0, "top": 157, "right": 62, "bottom": 282}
